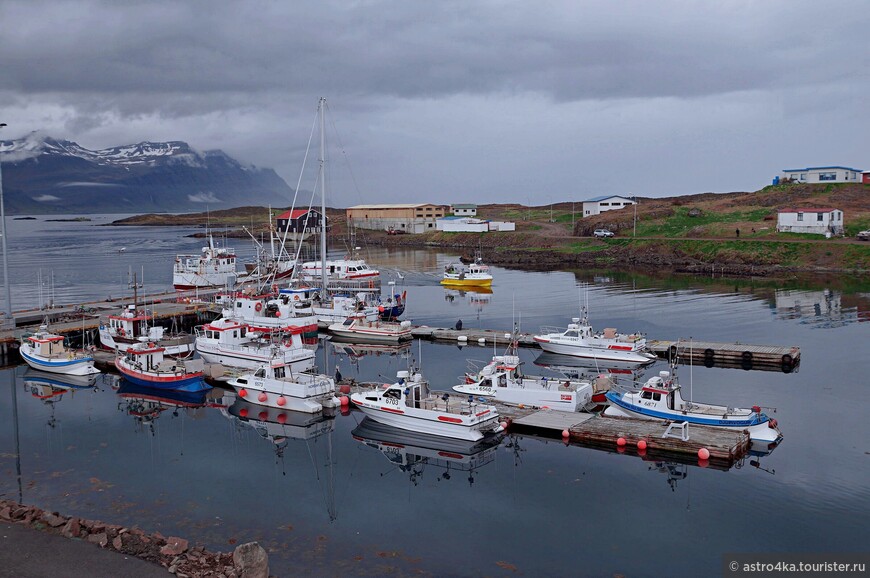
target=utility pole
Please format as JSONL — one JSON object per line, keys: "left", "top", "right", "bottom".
{"left": 633, "top": 194, "right": 637, "bottom": 238}
{"left": 0, "top": 123, "right": 12, "bottom": 329}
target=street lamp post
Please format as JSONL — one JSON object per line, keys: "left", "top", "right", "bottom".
{"left": 0, "top": 123, "right": 12, "bottom": 328}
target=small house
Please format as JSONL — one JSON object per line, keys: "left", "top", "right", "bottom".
{"left": 451, "top": 204, "right": 478, "bottom": 217}
{"left": 781, "top": 166, "right": 862, "bottom": 184}
{"left": 275, "top": 209, "right": 324, "bottom": 240}
{"left": 776, "top": 208, "right": 844, "bottom": 236}
{"left": 581, "top": 195, "right": 636, "bottom": 218}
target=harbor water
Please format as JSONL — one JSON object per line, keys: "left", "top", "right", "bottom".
{"left": 0, "top": 216, "right": 868, "bottom": 577}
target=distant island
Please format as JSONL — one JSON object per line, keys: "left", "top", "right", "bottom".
{"left": 13, "top": 217, "right": 36, "bottom": 220}
{"left": 45, "top": 217, "right": 92, "bottom": 222}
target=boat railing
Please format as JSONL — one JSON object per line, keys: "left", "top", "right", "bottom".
{"left": 537, "top": 326, "right": 568, "bottom": 336}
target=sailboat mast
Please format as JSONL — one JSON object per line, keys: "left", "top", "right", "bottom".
{"left": 319, "top": 97, "right": 328, "bottom": 292}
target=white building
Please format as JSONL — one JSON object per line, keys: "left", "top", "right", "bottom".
{"left": 436, "top": 217, "right": 489, "bottom": 232}
{"left": 582, "top": 195, "right": 636, "bottom": 217}
{"left": 776, "top": 208, "right": 843, "bottom": 236}
{"left": 451, "top": 204, "right": 477, "bottom": 217}
{"left": 780, "top": 166, "right": 862, "bottom": 184}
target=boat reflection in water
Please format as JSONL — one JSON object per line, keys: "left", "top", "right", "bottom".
{"left": 117, "top": 379, "right": 210, "bottom": 434}
{"left": 225, "top": 392, "right": 336, "bottom": 450}
{"left": 351, "top": 416, "right": 504, "bottom": 486}
{"left": 329, "top": 340, "right": 412, "bottom": 362}
{"left": 23, "top": 368, "right": 100, "bottom": 429}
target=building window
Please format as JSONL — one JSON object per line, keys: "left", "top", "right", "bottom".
{"left": 600, "top": 202, "right": 609, "bottom": 206}
{"left": 817, "top": 213, "right": 824, "bottom": 221}
{"left": 819, "top": 172, "right": 836, "bottom": 181}
{"left": 797, "top": 213, "right": 803, "bottom": 222}
{"left": 800, "top": 173, "right": 806, "bottom": 180}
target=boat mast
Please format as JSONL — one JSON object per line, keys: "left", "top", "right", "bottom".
{"left": 319, "top": 97, "right": 328, "bottom": 293}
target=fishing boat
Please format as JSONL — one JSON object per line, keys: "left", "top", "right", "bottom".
{"left": 99, "top": 305, "right": 195, "bottom": 356}
{"left": 279, "top": 286, "right": 381, "bottom": 325}
{"left": 216, "top": 291, "right": 320, "bottom": 334}
{"left": 194, "top": 317, "right": 315, "bottom": 371}
{"left": 299, "top": 255, "right": 379, "bottom": 283}
{"left": 115, "top": 338, "right": 209, "bottom": 393}
{"left": 533, "top": 308, "right": 656, "bottom": 364}
{"left": 376, "top": 281, "right": 406, "bottom": 320}
{"left": 172, "top": 234, "right": 237, "bottom": 290}
{"left": 19, "top": 325, "right": 100, "bottom": 376}
{"left": 327, "top": 315, "right": 413, "bottom": 344}
{"left": 454, "top": 352, "right": 600, "bottom": 411}
{"left": 226, "top": 361, "right": 339, "bottom": 414}
{"left": 350, "top": 370, "right": 504, "bottom": 442}
{"left": 440, "top": 255, "right": 493, "bottom": 287}
{"left": 604, "top": 369, "right": 783, "bottom": 443}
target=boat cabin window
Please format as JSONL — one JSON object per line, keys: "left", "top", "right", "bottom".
{"left": 342, "top": 318, "right": 354, "bottom": 326}
{"left": 254, "top": 368, "right": 266, "bottom": 378}
{"left": 641, "top": 391, "right": 653, "bottom": 400}
{"left": 653, "top": 392, "right": 661, "bottom": 401}
{"left": 273, "top": 366, "right": 285, "bottom": 379}
{"left": 383, "top": 388, "right": 401, "bottom": 399}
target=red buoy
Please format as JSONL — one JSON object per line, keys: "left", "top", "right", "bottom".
{"left": 637, "top": 439, "right": 647, "bottom": 450}
{"left": 239, "top": 389, "right": 247, "bottom": 398}
{"left": 277, "top": 396, "right": 286, "bottom": 407}
{"left": 561, "top": 429, "right": 569, "bottom": 438}
{"left": 340, "top": 395, "right": 349, "bottom": 406}
{"left": 239, "top": 407, "right": 248, "bottom": 418}
{"left": 617, "top": 437, "right": 626, "bottom": 447}
{"left": 258, "top": 411, "right": 268, "bottom": 421}
{"left": 339, "top": 384, "right": 351, "bottom": 395}
{"left": 277, "top": 413, "right": 287, "bottom": 425}
{"left": 258, "top": 392, "right": 267, "bottom": 403}
{"left": 698, "top": 447, "right": 710, "bottom": 460}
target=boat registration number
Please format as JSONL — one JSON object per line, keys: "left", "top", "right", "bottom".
{"left": 384, "top": 397, "right": 399, "bottom": 406}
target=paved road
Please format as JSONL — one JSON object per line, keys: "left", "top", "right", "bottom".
{"left": 0, "top": 522, "right": 168, "bottom": 577}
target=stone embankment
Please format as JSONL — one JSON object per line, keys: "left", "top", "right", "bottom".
{"left": 0, "top": 499, "right": 270, "bottom": 578}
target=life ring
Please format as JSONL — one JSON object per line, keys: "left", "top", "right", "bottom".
{"left": 293, "top": 295, "right": 300, "bottom": 301}
{"left": 255, "top": 302, "right": 263, "bottom": 312}
{"left": 271, "top": 284, "right": 279, "bottom": 294}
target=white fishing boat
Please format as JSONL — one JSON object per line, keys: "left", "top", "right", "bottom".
{"left": 350, "top": 370, "right": 504, "bottom": 442}
{"left": 19, "top": 325, "right": 100, "bottom": 376}
{"left": 226, "top": 361, "right": 339, "bottom": 414}
{"left": 299, "top": 255, "right": 379, "bottom": 283}
{"left": 99, "top": 305, "right": 195, "bottom": 356}
{"left": 172, "top": 234, "right": 237, "bottom": 290}
{"left": 604, "top": 369, "right": 783, "bottom": 443}
{"left": 533, "top": 308, "right": 656, "bottom": 364}
{"left": 327, "top": 315, "right": 413, "bottom": 344}
{"left": 215, "top": 291, "right": 320, "bottom": 335}
{"left": 194, "top": 317, "right": 316, "bottom": 371}
{"left": 279, "top": 286, "right": 380, "bottom": 325}
{"left": 441, "top": 255, "right": 493, "bottom": 287}
{"left": 454, "top": 352, "right": 599, "bottom": 411}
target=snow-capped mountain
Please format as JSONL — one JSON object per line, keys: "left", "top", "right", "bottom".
{"left": 0, "top": 133, "right": 292, "bottom": 214}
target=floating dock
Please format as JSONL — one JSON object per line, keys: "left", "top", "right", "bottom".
{"left": 648, "top": 339, "right": 800, "bottom": 372}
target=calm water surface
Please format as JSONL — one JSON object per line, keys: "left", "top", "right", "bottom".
{"left": 0, "top": 216, "right": 868, "bottom": 577}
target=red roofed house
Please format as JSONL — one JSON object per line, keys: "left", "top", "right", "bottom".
{"left": 776, "top": 208, "right": 843, "bottom": 236}
{"left": 275, "top": 209, "right": 325, "bottom": 241}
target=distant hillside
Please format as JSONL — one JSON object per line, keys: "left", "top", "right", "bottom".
{"left": 0, "top": 133, "right": 294, "bottom": 214}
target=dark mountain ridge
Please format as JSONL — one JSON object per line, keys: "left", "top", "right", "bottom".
{"left": 0, "top": 133, "right": 293, "bottom": 214}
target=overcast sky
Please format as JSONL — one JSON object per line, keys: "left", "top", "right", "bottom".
{"left": 1, "top": 0, "right": 867, "bottom": 207}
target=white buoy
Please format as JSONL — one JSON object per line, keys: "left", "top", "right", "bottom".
{"left": 478, "top": 337, "right": 486, "bottom": 344}
{"left": 458, "top": 335, "right": 467, "bottom": 342}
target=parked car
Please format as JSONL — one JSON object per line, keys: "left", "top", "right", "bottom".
{"left": 593, "top": 229, "right": 615, "bottom": 238}
{"left": 857, "top": 230, "right": 870, "bottom": 241}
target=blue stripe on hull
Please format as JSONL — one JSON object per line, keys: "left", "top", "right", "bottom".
{"left": 119, "top": 372, "right": 209, "bottom": 393}
{"left": 21, "top": 350, "right": 94, "bottom": 368}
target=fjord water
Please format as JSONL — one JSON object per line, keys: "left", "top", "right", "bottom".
{"left": 0, "top": 216, "right": 867, "bottom": 577}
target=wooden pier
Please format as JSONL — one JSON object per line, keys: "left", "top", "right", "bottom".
{"left": 505, "top": 408, "right": 751, "bottom": 467}
{"left": 648, "top": 339, "right": 800, "bottom": 372}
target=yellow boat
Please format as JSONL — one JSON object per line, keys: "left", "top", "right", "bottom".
{"left": 440, "top": 258, "right": 493, "bottom": 287}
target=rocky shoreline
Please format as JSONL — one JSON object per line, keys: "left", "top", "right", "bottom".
{"left": 0, "top": 499, "right": 269, "bottom": 578}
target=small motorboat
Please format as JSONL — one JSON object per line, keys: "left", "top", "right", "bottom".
{"left": 327, "top": 315, "right": 413, "bottom": 344}
{"left": 194, "top": 317, "right": 315, "bottom": 372}
{"left": 99, "top": 305, "right": 194, "bottom": 357}
{"left": 19, "top": 325, "right": 100, "bottom": 376}
{"left": 350, "top": 370, "right": 504, "bottom": 442}
{"left": 440, "top": 255, "right": 493, "bottom": 287}
{"left": 226, "top": 361, "right": 339, "bottom": 414}
{"left": 115, "top": 338, "right": 209, "bottom": 393}
{"left": 453, "top": 352, "right": 600, "bottom": 411}
{"left": 533, "top": 308, "right": 656, "bottom": 365}
{"left": 604, "top": 369, "right": 783, "bottom": 443}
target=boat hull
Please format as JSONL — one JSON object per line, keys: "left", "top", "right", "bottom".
{"left": 195, "top": 345, "right": 315, "bottom": 372}
{"left": 453, "top": 380, "right": 591, "bottom": 412}
{"left": 327, "top": 329, "right": 412, "bottom": 344}
{"left": 603, "top": 392, "right": 782, "bottom": 443}
{"left": 534, "top": 338, "right": 656, "bottom": 364}
{"left": 20, "top": 349, "right": 100, "bottom": 376}
{"left": 114, "top": 358, "right": 208, "bottom": 393}
{"left": 227, "top": 376, "right": 339, "bottom": 414}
